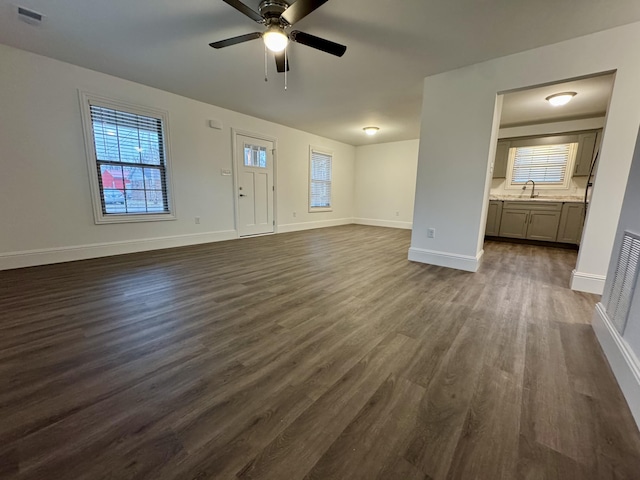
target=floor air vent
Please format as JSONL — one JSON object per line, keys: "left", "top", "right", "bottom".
{"left": 604, "top": 231, "right": 640, "bottom": 333}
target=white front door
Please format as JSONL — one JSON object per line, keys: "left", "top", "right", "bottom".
{"left": 236, "top": 134, "right": 275, "bottom": 237}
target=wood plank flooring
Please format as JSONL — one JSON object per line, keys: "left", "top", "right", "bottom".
{"left": 1, "top": 225, "right": 639, "bottom": 479}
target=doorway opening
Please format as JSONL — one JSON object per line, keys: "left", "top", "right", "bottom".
{"left": 484, "top": 72, "right": 615, "bottom": 278}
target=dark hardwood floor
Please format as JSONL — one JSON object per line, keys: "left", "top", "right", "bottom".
{"left": 1, "top": 225, "right": 639, "bottom": 479}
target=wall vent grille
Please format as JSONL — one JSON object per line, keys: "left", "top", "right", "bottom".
{"left": 604, "top": 231, "right": 640, "bottom": 333}
{"left": 17, "top": 6, "right": 44, "bottom": 25}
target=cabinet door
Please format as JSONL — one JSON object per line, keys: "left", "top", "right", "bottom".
{"left": 573, "top": 131, "right": 598, "bottom": 176}
{"left": 557, "top": 203, "right": 586, "bottom": 244}
{"left": 526, "top": 211, "right": 561, "bottom": 241}
{"left": 485, "top": 201, "right": 503, "bottom": 236}
{"left": 499, "top": 209, "right": 529, "bottom": 238}
{"left": 493, "top": 141, "right": 510, "bottom": 178}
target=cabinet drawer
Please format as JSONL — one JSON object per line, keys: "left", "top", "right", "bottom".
{"left": 503, "top": 201, "right": 562, "bottom": 211}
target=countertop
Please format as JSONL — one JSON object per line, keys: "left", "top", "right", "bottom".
{"left": 489, "top": 194, "right": 585, "bottom": 203}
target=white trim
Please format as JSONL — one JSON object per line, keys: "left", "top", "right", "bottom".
{"left": 353, "top": 218, "right": 413, "bottom": 230}
{"left": 0, "top": 230, "right": 237, "bottom": 271}
{"left": 278, "top": 218, "right": 353, "bottom": 234}
{"left": 78, "top": 90, "right": 177, "bottom": 224}
{"left": 408, "top": 247, "right": 484, "bottom": 272}
{"left": 570, "top": 269, "right": 606, "bottom": 294}
{"left": 592, "top": 303, "right": 640, "bottom": 429}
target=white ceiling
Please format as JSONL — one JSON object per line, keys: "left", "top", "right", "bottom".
{"left": 1, "top": 1, "right": 639, "bottom": 146}
{"left": 500, "top": 73, "right": 615, "bottom": 127}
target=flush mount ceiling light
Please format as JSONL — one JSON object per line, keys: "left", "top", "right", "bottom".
{"left": 545, "top": 92, "right": 577, "bottom": 107}
{"left": 262, "top": 26, "right": 289, "bottom": 53}
{"left": 363, "top": 127, "right": 380, "bottom": 136}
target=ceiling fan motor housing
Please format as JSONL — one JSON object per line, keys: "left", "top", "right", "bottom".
{"left": 259, "top": 0, "right": 290, "bottom": 26}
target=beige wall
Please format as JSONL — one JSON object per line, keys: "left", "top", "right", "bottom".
{"left": 0, "top": 44, "right": 356, "bottom": 268}
{"left": 410, "top": 22, "right": 640, "bottom": 293}
{"left": 354, "top": 140, "right": 419, "bottom": 229}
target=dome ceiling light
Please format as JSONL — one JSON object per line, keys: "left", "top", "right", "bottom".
{"left": 545, "top": 92, "right": 577, "bottom": 107}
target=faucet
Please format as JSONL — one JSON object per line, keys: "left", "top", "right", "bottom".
{"left": 523, "top": 179, "right": 538, "bottom": 198}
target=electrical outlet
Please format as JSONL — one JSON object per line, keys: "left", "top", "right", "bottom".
{"left": 195, "top": 216, "right": 200, "bottom": 224}
{"left": 293, "top": 211, "right": 297, "bottom": 218}
{"left": 427, "top": 228, "right": 435, "bottom": 238}
{"left": 395, "top": 211, "right": 400, "bottom": 217}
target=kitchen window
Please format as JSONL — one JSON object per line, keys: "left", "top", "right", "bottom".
{"left": 507, "top": 142, "right": 578, "bottom": 189}
{"left": 309, "top": 148, "right": 332, "bottom": 211}
{"left": 79, "top": 92, "right": 175, "bottom": 223}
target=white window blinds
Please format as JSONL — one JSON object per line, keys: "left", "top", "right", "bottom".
{"left": 510, "top": 143, "right": 576, "bottom": 185}
{"left": 310, "top": 150, "right": 332, "bottom": 209}
{"left": 89, "top": 104, "right": 170, "bottom": 215}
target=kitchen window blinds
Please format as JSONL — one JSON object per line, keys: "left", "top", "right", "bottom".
{"left": 509, "top": 143, "right": 577, "bottom": 186}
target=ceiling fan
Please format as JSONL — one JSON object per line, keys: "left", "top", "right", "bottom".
{"left": 209, "top": 0, "right": 347, "bottom": 73}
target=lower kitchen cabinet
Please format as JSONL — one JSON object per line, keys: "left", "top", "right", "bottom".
{"left": 527, "top": 211, "right": 562, "bottom": 241}
{"left": 485, "top": 200, "right": 503, "bottom": 236}
{"left": 499, "top": 209, "right": 529, "bottom": 238}
{"left": 487, "top": 200, "right": 584, "bottom": 244}
{"left": 495, "top": 201, "right": 563, "bottom": 242}
{"left": 557, "top": 203, "right": 586, "bottom": 244}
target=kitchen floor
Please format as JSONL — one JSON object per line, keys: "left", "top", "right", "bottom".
{"left": 1, "top": 226, "right": 639, "bottom": 479}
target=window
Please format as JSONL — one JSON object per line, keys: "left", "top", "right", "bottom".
{"left": 80, "top": 92, "right": 174, "bottom": 223}
{"left": 244, "top": 144, "right": 267, "bottom": 168}
{"left": 507, "top": 142, "right": 577, "bottom": 189}
{"left": 309, "top": 148, "right": 332, "bottom": 211}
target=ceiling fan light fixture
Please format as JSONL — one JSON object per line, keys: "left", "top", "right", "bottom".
{"left": 545, "top": 92, "right": 577, "bottom": 107}
{"left": 263, "top": 26, "right": 288, "bottom": 52}
{"left": 363, "top": 127, "right": 379, "bottom": 136}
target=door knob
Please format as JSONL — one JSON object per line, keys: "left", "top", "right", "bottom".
{"left": 239, "top": 193, "right": 246, "bottom": 197}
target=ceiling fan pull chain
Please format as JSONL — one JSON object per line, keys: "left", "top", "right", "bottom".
{"left": 284, "top": 47, "right": 288, "bottom": 91}
{"left": 264, "top": 44, "right": 268, "bottom": 82}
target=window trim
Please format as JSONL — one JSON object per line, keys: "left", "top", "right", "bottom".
{"left": 79, "top": 91, "right": 176, "bottom": 224}
{"left": 308, "top": 146, "right": 333, "bottom": 212}
{"left": 505, "top": 142, "right": 578, "bottom": 190}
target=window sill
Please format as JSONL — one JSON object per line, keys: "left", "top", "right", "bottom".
{"left": 309, "top": 207, "right": 333, "bottom": 213}
{"left": 94, "top": 212, "right": 176, "bottom": 224}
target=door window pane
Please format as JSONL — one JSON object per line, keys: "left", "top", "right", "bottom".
{"left": 244, "top": 144, "right": 267, "bottom": 168}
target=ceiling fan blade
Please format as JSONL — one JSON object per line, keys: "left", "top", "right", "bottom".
{"left": 290, "top": 31, "right": 346, "bottom": 57}
{"left": 222, "top": 0, "right": 264, "bottom": 23}
{"left": 281, "top": 0, "right": 329, "bottom": 25}
{"left": 209, "top": 32, "right": 262, "bottom": 49}
{"left": 274, "top": 51, "right": 290, "bottom": 73}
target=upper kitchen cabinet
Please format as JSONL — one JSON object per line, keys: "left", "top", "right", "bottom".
{"left": 493, "top": 140, "right": 510, "bottom": 178}
{"left": 573, "top": 130, "right": 601, "bottom": 176}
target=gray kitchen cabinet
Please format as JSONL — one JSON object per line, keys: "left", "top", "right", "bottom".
{"left": 499, "top": 208, "right": 529, "bottom": 238}
{"left": 493, "top": 141, "right": 510, "bottom": 178}
{"left": 557, "top": 203, "right": 586, "bottom": 244}
{"left": 573, "top": 131, "right": 600, "bottom": 176}
{"left": 485, "top": 200, "right": 503, "bottom": 236}
{"left": 498, "top": 202, "right": 562, "bottom": 241}
{"left": 527, "top": 211, "right": 562, "bottom": 241}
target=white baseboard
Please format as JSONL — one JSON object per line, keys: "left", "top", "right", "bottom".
{"left": 571, "top": 269, "right": 606, "bottom": 295}
{"left": 592, "top": 303, "right": 640, "bottom": 429}
{"left": 277, "top": 217, "right": 354, "bottom": 234}
{"left": 0, "top": 230, "right": 237, "bottom": 270}
{"left": 353, "top": 217, "right": 412, "bottom": 230}
{"left": 407, "top": 247, "right": 484, "bottom": 272}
